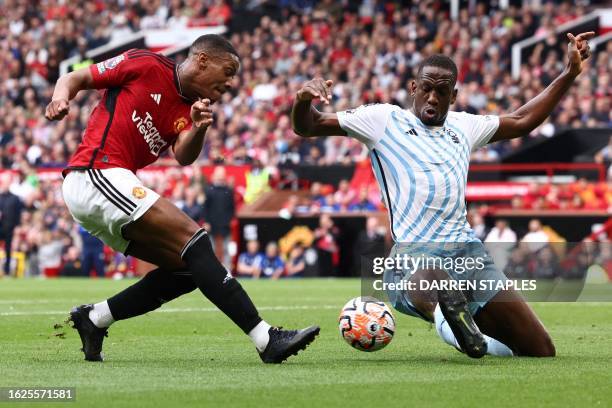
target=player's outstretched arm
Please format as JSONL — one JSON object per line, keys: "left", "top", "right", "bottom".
{"left": 45, "top": 67, "right": 95, "bottom": 121}
{"left": 489, "top": 31, "right": 594, "bottom": 143}
{"left": 173, "top": 98, "right": 212, "bottom": 166}
{"left": 291, "top": 78, "right": 347, "bottom": 138}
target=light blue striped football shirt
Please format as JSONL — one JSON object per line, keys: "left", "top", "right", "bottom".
{"left": 337, "top": 104, "right": 499, "bottom": 243}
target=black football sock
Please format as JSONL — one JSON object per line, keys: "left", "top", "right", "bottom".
{"left": 107, "top": 268, "right": 197, "bottom": 321}
{"left": 180, "top": 229, "right": 262, "bottom": 333}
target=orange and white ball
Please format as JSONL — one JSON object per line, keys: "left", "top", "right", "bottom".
{"left": 338, "top": 297, "right": 395, "bottom": 352}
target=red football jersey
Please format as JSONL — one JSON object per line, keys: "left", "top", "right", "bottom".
{"left": 66, "top": 49, "right": 193, "bottom": 174}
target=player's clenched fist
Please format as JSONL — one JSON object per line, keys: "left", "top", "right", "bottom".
{"left": 191, "top": 98, "right": 213, "bottom": 129}
{"left": 45, "top": 99, "right": 70, "bottom": 121}
{"left": 297, "top": 78, "right": 333, "bottom": 104}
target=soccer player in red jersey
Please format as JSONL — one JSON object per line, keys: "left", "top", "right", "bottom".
{"left": 45, "top": 35, "right": 319, "bottom": 363}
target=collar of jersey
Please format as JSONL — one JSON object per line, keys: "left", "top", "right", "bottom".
{"left": 405, "top": 109, "right": 448, "bottom": 137}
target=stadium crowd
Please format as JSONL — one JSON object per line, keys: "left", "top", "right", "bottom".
{"left": 0, "top": 0, "right": 610, "bottom": 278}
{"left": 280, "top": 178, "right": 612, "bottom": 215}
{"left": 1, "top": 0, "right": 610, "bottom": 171}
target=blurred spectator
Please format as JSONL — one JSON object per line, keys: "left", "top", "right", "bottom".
{"left": 320, "top": 194, "right": 341, "bottom": 213}
{"left": 349, "top": 187, "right": 378, "bottom": 211}
{"left": 79, "top": 226, "right": 104, "bottom": 278}
{"left": 333, "top": 180, "right": 355, "bottom": 210}
{"left": 107, "top": 251, "right": 134, "bottom": 279}
{"left": 204, "top": 0, "right": 232, "bottom": 26}
{"left": 60, "top": 246, "right": 82, "bottom": 277}
{"left": 485, "top": 219, "right": 517, "bottom": 270}
{"left": 285, "top": 243, "right": 306, "bottom": 278}
{"left": 236, "top": 239, "right": 263, "bottom": 277}
{"left": 303, "top": 145, "right": 325, "bottom": 165}
{"left": 469, "top": 212, "right": 488, "bottom": 241}
{"left": 354, "top": 216, "right": 386, "bottom": 272}
{"left": 179, "top": 186, "right": 205, "bottom": 223}
{"left": 308, "top": 182, "right": 325, "bottom": 207}
{"left": 511, "top": 195, "right": 525, "bottom": 210}
{"left": 471, "top": 146, "right": 500, "bottom": 163}
{"left": 204, "top": 167, "right": 235, "bottom": 266}
{"left": 485, "top": 219, "right": 517, "bottom": 243}
{"left": 243, "top": 161, "right": 271, "bottom": 204}
{"left": 595, "top": 136, "right": 612, "bottom": 164}
{"left": 563, "top": 250, "right": 590, "bottom": 280}
{"left": 598, "top": 241, "right": 612, "bottom": 280}
{"left": 521, "top": 219, "right": 551, "bottom": 253}
{"left": 38, "top": 230, "right": 64, "bottom": 277}
{"left": 0, "top": 173, "right": 22, "bottom": 275}
{"left": 314, "top": 213, "right": 339, "bottom": 276}
{"left": 504, "top": 248, "right": 530, "bottom": 279}
{"left": 355, "top": 216, "right": 386, "bottom": 253}
{"left": 533, "top": 245, "right": 558, "bottom": 279}
{"left": 258, "top": 241, "right": 285, "bottom": 279}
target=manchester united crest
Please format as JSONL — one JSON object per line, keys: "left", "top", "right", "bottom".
{"left": 174, "top": 117, "right": 188, "bottom": 133}
{"left": 132, "top": 186, "right": 147, "bottom": 199}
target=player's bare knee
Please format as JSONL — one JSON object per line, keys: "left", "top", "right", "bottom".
{"left": 536, "top": 331, "right": 556, "bottom": 357}
{"left": 410, "top": 298, "right": 435, "bottom": 322}
{"left": 522, "top": 330, "right": 555, "bottom": 357}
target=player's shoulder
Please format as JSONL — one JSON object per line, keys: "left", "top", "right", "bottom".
{"left": 124, "top": 48, "right": 175, "bottom": 71}
{"left": 344, "top": 103, "right": 401, "bottom": 115}
{"left": 447, "top": 110, "right": 474, "bottom": 122}
{"left": 447, "top": 110, "right": 497, "bottom": 125}
{"left": 341, "top": 103, "right": 402, "bottom": 125}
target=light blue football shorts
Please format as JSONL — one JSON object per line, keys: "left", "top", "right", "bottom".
{"left": 382, "top": 241, "right": 508, "bottom": 322}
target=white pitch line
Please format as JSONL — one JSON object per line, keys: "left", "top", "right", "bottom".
{"left": 2, "top": 302, "right": 610, "bottom": 317}
{"left": 0, "top": 299, "right": 81, "bottom": 305}
{"left": 0, "top": 304, "right": 339, "bottom": 317}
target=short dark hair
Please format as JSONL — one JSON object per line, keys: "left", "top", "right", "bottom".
{"left": 417, "top": 54, "right": 458, "bottom": 84}
{"left": 189, "top": 34, "right": 239, "bottom": 59}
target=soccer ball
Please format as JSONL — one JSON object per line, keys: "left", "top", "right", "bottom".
{"left": 338, "top": 297, "right": 395, "bottom": 352}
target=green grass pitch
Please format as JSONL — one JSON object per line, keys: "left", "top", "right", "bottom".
{"left": 1, "top": 278, "right": 611, "bottom": 407}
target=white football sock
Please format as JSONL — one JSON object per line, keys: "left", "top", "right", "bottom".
{"left": 88, "top": 301, "right": 115, "bottom": 328}
{"left": 483, "top": 334, "right": 514, "bottom": 356}
{"left": 249, "top": 320, "right": 272, "bottom": 352}
{"left": 434, "top": 304, "right": 513, "bottom": 357}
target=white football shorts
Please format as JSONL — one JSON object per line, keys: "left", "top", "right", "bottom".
{"left": 62, "top": 168, "right": 160, "bottom": 253}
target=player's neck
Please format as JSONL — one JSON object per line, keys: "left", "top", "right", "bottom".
{"left": 176, "top": 63, "right": 197, "bottom": 102}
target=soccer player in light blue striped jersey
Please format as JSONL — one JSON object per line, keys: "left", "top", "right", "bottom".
{"left": 291, "top": 31, "right": 594, "bottom": 358}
